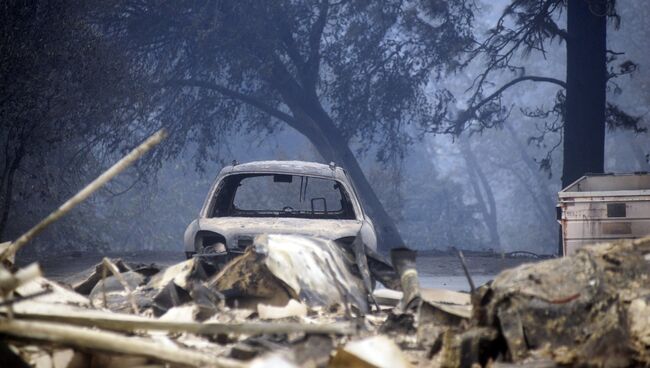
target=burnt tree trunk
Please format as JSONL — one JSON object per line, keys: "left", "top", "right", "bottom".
{"left": 287, "top": 102, "right": 405, "bottom": 252}
{"left": 316, "top": 119, "right": 405, "bottom": 252}
{"left": 267, "top": 61, "right": 406, "bottom": 252}
{"left": 562, "top": 0, "right": 607, "bottom": 188}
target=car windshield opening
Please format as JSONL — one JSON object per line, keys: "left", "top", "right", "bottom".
{"left": 211, "top": 173, "right": 356, "bottom": 220}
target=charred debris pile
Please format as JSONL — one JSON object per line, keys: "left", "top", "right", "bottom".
{"left": 2, "top": 235, "right": 650, "bottom": 367}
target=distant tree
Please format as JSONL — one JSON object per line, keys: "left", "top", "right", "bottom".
{"left": 459, "top": 137, "right": 500, "bottom": 250}
{"left": 503, "top": 123, "right": 557, "bottom": 242}
{"left": 0, "top": 0, "right": 141, "bottom": 243}
{"left": 395, "top": 152, "right": 484, "bottom": 251}
{"left": 95, "top": 0, "right": 475, "bottom": 250}
{"left": 424, "top": 0, "right": 643, "bottom": 188}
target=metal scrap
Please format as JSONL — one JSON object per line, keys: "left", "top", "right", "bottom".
{"left": 210, "top": 234, "right": 369, "bottom": 313}
{"left": 329, "top": 335, "right": 412, "bottom": 368}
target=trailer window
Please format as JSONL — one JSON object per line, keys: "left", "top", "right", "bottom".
{"left": 607, "top": 203, "right": 626, "bottom": 218}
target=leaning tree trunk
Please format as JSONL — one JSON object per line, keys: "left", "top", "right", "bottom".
{"left": 562, "top": 0, "right": 607, "bottom": 188}
{"left": 269, "top": 65, "right": 406, "bottom": 252}
{"left": 286, "top": 104, "right": 405, "bottom": 253}
{"left": 323, "top": 127, "right": 405, "bottom": 252}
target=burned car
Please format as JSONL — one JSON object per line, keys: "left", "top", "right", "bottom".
{"left": 183, "top": 160, "right": 377, "bottom": 258}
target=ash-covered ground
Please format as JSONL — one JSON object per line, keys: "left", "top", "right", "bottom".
{"left": 23, "top": 250, "right": 540, "bottom": 292}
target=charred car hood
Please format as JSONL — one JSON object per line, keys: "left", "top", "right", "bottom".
{"left": 197, "top": 217, "right": 362, "bottom": 241}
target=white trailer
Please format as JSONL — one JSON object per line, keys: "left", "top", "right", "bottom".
{"left": 558, "top": 173, "right": 650, "bottom": 255}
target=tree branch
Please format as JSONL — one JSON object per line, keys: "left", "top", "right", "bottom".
{"left": 305, "top": 0, "right": 329, "bottom": 89}
{"left": 465, "top": 0, "right": 564, "bottom": 95}
{"left": 457, "top": 75, "right": 566, "bottom": 127}
{"left": 166, "top": 79, "right": 298, "bottom": 127}
{"left": 278, "top": 22, "right": 307, "bottom": 73}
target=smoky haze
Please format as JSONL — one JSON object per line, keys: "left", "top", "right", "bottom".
{"left": 2, "top": 0, "right": 649, "bottom": 258}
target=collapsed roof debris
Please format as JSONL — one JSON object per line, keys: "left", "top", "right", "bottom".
{"left": 4, "top": 235, "right": 650, "bottom": 367}
{"left": 0, "top": 230, "right": 450, "bottom": 367}
{"left": 210, "top": 234, "right": 369, "bottom": 313}
{"left": 471, "top": 237, "right": 650, "bottom": 367}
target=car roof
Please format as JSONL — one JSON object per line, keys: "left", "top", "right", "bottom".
{"left": 220, "top": 160, "right": 348, "bottom": 180}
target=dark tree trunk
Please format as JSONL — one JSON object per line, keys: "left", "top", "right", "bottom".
{"left": 283, "top": 101, "right": 405, "bottom": 252}
{"left": 560, "top": 0, "right": 607, "bottom": 256}
{"left": 268, "top": 61, "right": 406, "bottom": 252}
{"left": 260, "top": 61, "right": 404, "bottom": 251}
{"left": 562, "top": 0, "right": 607, "bottom": 189}
{"left": 318, "top": 123, "right": 405, "bottom": 252}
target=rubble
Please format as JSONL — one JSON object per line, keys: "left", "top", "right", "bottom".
{"left": 0, "top": 318, "right": 242, "bottom": 367}
{"left": 0, "top": 233, "right": 381, "bottom": 367}
{"left": 421, "top": 236, "right": 650, "bottom": 368}
{"left": 17, "top": 276, "right": 90, "bottom": 307}
{"left": 329, "top": 335, "right": 412, "bottom": 368}
{"left": 72, "top": 258, "right": 131, "bottom": 295}
{"left": 4, "top": 214, "right": 650, "bottom": 367}
{"left": 209, "top": 234, "right": 369, "bottom": 313}
{"left": 391, "top": 247, "right": 421, "bottom": 311}
{"left": 257, "top": 299, "right": 308, "bottom": 320}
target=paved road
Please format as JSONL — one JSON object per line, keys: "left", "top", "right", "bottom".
{"left": 419, "top": 275, "right": 496, "bottom": 292}
{"left": 415, "top": 254, "right": 538, "bottom": 291}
